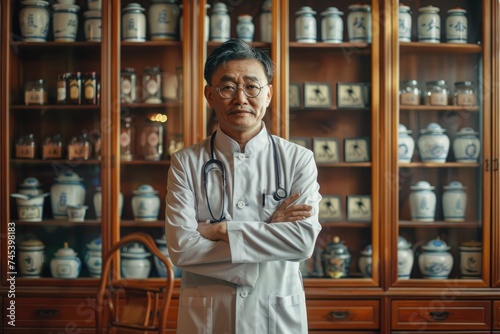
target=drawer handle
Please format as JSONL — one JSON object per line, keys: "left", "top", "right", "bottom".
{"left": 36, "top": 309, "right": 59, "bottom": 318}
{"left": 328, "top": 310, "right": 349, "bottom": 320}
{"left": 429, "top": 311, "right": 449, "bottom": 321}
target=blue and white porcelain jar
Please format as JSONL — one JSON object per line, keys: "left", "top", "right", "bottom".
{"left": 418, "top": 237, "right": 453, "bottom": 279}
{"left": 347, "top": 4, "right": 371, "bottom": 43}
{"left": 122, "top": 3, "right": 146, "bottom": 42}
{"left": 83, "top": 10, "right": 102, "bottom": 42}
{"left": 295, "top": 6, "right": 317, "bottom": 43}
{"left": 409, "top": 180, "right": 436, "bottom": 222}
{"left": 121, "top": 242, "right": 151, "bottom": 279}
{"left": 397, "top": 236, "right": 414, "bottom": 279}
{"left": 236, "top": 14, "right": 255, "bottom": 42}
{"left": 20, "top": 1, "right": 50, "bottom": 42}
{"left": 50, "top": 171, "right": 86, "bottom": 220}
{"left": 453, "top": 127, "right": 480, "bottom": 162}
{"left": 398, "top": 4, "right": 412, "bottom": 42}
{"left": 459, "top": 240, "right": 482, "bottom": 278}
{"left": 260, "top": 0, "right": 272, "bottom": 42}
{"left": 155, "top": 235, "right": 182, "bottom": 278}
{"left": 18, "top": 237, "right": 45, "bottom": 277}
{"left": 132, "top": 184, "right": 160, "bottom": 221}
{"left": 398, "top": 123, "right": 415, "bottom": 163}
{"left": 148, "top": 0, "right": 180, "bottom": 41}
{"left": 321, "top": 7, "right": 343, "bottom": 43}
{"left": 358, "top": 244, "right": 372, "bottom": 278}
{"left": 417, "top": 122, "right": 450, "bottom": 163}
{"left": 417, "top": 5, "right": 440, "bottom": 43}
{"left": 85, "top": 237, "right": 102, "bottom": 278}
{"left": 53, "top": 3, "right": 80, "bottom": 42}
{"left": 446, "top": 8, "right": 468, "bottom": 43}
{"left": 442, "top": 181, "right": 467, "bottom": 222}
{"left": 210, "top": 2, "right": 230, "bottom": 42}
{"left": 321, "top": 236, "right": 351, "bottom": 278}
{"left": 50, "top": 242, "right": 81, "bottom": 278}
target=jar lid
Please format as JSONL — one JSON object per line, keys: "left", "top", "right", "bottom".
{"left": 87, "top": 237, "right": 102, "bottom": 250}
{"left": 121, "top": 242, "right": 151, "bottom": 258}
{"left": 22, "top": 0, "right": 49, "bottom": 6}
{"left": 397, "top": 236, "right": 412, "bottom": 249}
{"left": 237, "top": 14, "right": 253, "bottom": 21}
{"left": 83, "top": 10, "right": 101, "bottom": 18}
{"left": 54, "top": 242, "right": 78, "bottom": 257}
{"left": 454, "top": 80, "right": 473, "bottom": 86}
{"left": 401, "top": 79, "right": 418, "bottom": 86}
{"left": 443, "top": 181, "right": 466, "bottom": 190}
{"left": 361, "top": 244, "right": 372, "bottom": 256}
{"left": 410, "top": 180, "right": 435, "bottom": 190}
{"left": 420, "top": 122, "right": 446, "bottom": 134}
{"left": 18, "top": 177, "right": 43, "bottom": 189}
{"left": 422, "top": 237, "right": 451, "bottom": 251}
{"left": 296, "top": 6, "right": 316, "bottom": 15}
{"left": 212, "top": 2, "right": 228, "bottom": 12}
{"left": 19, "top": 237, "right": 45, "bottom": 250}
{"left": 261, "top": 0, "right": 271, "bottom": 11}
{"left": 419, "top": 5, "right": 440, "bottom": 13}
{"left": 54, "top": 171, "right": 83, "bottom": 182}
{"left": 133, "top": 184, "right": 158, "bottom": 194}
{"left": 321, "top": 7, "right": 343, "bottom": 16}
{"left": 460, "top": 240, "right": 482, "bottom": 249}
{"left": 448, "top": 7, "right": 466, "bottom": 14}
{"left": 399, "top": 4, "right": 411, "bottom": 11}
{"left": 398, "top": 123, "right": 412, "bottom": 134}
{"left": 456, "top": 127, "right": 478, "bottom": 136}
{"left": 53, "top": 3, "right": 80, "bottom": 11}
{"left": 123, "top": 3, "right": 145, "bottom": 12}
{"left": 426, "top": 79, "right": 447, "bottom": 86}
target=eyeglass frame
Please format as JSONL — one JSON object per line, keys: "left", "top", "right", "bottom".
{"left": 212, "top": 81, "right": 271, "bottom": 99}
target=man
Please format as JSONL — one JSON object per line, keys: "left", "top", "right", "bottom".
{"left": 165, "top": 39, "right": 321, "bottom": 334}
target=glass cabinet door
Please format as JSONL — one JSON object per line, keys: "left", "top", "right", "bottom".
{"left": 284, "top": 0, "right": 381, "bottom": 286}
{"left": 392, "top": 0, "right": 491, "bottom": 286}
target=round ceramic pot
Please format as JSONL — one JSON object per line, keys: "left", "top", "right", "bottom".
{"left": 19, "top": 0, "right": 50, "bottom": 42}
{"left": 442, "top": 181, "right": 467, "bottom": 222}
{"left": 93, "top": 187, "right": 123, "bottom": 219}
{"left": 132, "top": 184, "right": 160, "bottom": 221}
{"left": 85, "top": 237, "right": 102, "bottom": 277}
{"left": 321, "top": 236, "right": 351, "bottom": 278}
{"left": 50, "top": 171, "right": 86, "bottom": 220}
{"left": 53, "top": 3, "right": 80, "bottom": 42}
{"left": 50, "top": 242, "right": 81, "bottom": 278}
{"left": 210, "top": 2, "right": 230, "bottom": 42}
{"left": 418, "top": 237, "right": 453, "bottom": 279}
{"left": 236, "top": 14, "right": 255, "bottom": 42}
{"left": 121, "top": 242, "right": 151, "bottom": 279}
{"left": 398, "top": 123, "right": 415, "bottom": 163}
{"left": 397, "top": 236, "right": 414, "bottom": 279}
{"left": 260, "top": 0, "right": 272, "bottom": 42}
{"left": 67, "top": 205, "right": 88, "bottom": 222}
{"left": 154, "top": 236, "right": 182, "bottom": 278}
{"left": 122, "top": 3, "right": 146, "bottom": 42}
{"left": 17, "top": 177, "right": 44, "bottom": 196}
{"left": 83, "top": 10, "right": 101, "bottom": 42}
{"left": 409, "top": 181, "right": 436, "bottom": 222}
{"left": 11, "top": 192, "right": 49, "bottom": 222}
{"left": 358, "top": 244, "right": 372, "bottom": 278}
{"left": 321, "top": 7, "right": 343, "bottom": 43}
{"left": 18, "top": 237, "right": 45, "bottom": 277}
{"left": 417, "top": 122, "right": 450, "bottom": 163}
{"left": 459, "top": 240, "right": 482, "bottom": 278}
{"left": 398, "top": 4, "right": 412, "bottom": 42}
{"left": 347, "top": 4, "right": 371, "bottom": 43}
{"left": 417, "top": 5, "right": 441, "bottom": 43}
{"left": 453, "top": 127, "right": 480, "bottom": 162}
{"left": 148, "top": 0, "right": 180, "bottom": 41}
{"left": 295, "top": 6, "right": 317, "bottom": 43}
{"left": 446, "top": 8, "right": 468, "bottom": 43}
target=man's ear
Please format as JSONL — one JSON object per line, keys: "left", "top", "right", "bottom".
{"left": 204, "top": 85, "right": 214, "bottom": 108}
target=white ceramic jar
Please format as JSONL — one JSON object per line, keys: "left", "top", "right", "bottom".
{"left": 398, "top": 4, "right": 412, "bottom": 42}
{"left": 347, "top": 4, "right": 371, "bottom": 43}
{"left": 155, "top": 235, "right": 182, "bottom": 278}
{"left": 295, "top": 6, "right": 317, "bottom": 43}
{"left": 321, "top": 7, "right": 343, "bottom": 43}
{"left": 442, "top": 181, "right": 467, "bottom": 222}
{"left": 121, "top": 242, "right": 151, "bottom": 279}
{"left": 417, "top": 122, "right": 450, "bottom": 163}
{"left": 122, "top": 3, "right": 146, "bottom": 42}
{"left": 409, "top": 180, "right": 436, "bottom": 222}
{"left": 417, "top": 5, "right": 440, "bottom": 43}
{"left": 148, "top": 0, "right": 180, "bottom": 41}
{"left": 398, "top": 123, "right": 415, "bottom": 163}
{"left": 11, "top": 192, "right": 49, "bottom": 222}
{"left": 446, "top": 8, "right": 468, "bottom": 43}
{"left": 459, "top": 240, "right": 482, "bottom": 278}
{"left": 210, "top": 2, "right": 230, "bottom": 42}
{"left": 85, "top": 237, "right": 102, "bottom": 277}
{"left": 50, "top": 171, "right": 86, "bottom": 220}
{"left": 132, "top": 184, "right": 160, "bottom": 221}
{"left": 50, "top": 242, "right": 81, "bottom": 278}
{"left": 67, "top": 204, "right": 88, "bottom": 222}
{"left": 18, "top": 237, "right": 45, "bottom": 277}
{"left": 20, "top": 1, "right": 50, "bottom": 42}
{"left": 397, "top": 236, "right": 414, "bottom": 279}
{"left": 87, "top": 0, "right": 101, "bottom": 10}
{"left": 453, "top": 127, "right": 480, "bottom": 162}
{"left": 83, "top": 10, "right": 101, "bottom": 42}
{"left": 358, "top": 244, "right": 372, "bottom": 278}
{"left": 260, "top": 0, "right": 272, "bottom": 43}
{"left": 93, "top": 186, "right": 123, "bottom": 219}
{"left": 418, "top": 237, "right": 453, "bottom": 279}
{"left": 53, "top": 3, "right": 80, "bottom": 42}
{"left": 236, "top": 15, "right": 255, "bottom": 42}
{"left": 17, "top": 177, "right": 43, "bottom": 195}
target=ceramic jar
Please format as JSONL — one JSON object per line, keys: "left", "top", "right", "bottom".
{"left": 321, "top": 236, "right": 351, "bottom": 278}
{"left": 121, "top": 242, "right": 151, "bottom": 279}
{"left": 17, "top": 177, "right": 44, "bottom": 195}
{"left": 85, "top": 237, "right": 102, "bottom": 277}
{"left": 18, "top": 237, "right": 45, "bottom": 277}
{"left": 260, "top": 0, "right": 272, "bottom": 43}
{"left": 453, "top": 127, "right": 480, "bottom": 163}
{"left": 20, "top": 1, "right": 50, "bottom": 42}
{"left": 417, "top": 122, "right": 450, "bottom": 163}
{"left": 67, "top": 204, "right": 88, "bottom": 222}
{"left": 210, "top": 2, "right": 230, "bottom": 42}
{"left": 53, "top": 3, "right": 80, "bottom": 42}
{"left": 347, "top": 4, "right": 371, "bottom": 43}
{"left": 122, "top": 3, "right": 146, "bottom": 42}
{"left": 398, "top": 123, "right": 415, "bottom": 163}
{"left": 417, "top": 5, "right": 440, "bottom": 43}
{"left": 446, "top": 8, "right": 468, "bottom": 43}
{"left": 358, "top": 244, "right": 372, "bottom": 278}
{"left": 50, "top": 171, "right": 86, "bottom": 220}
{"left": 50, "top": 242, "right": 81, "bottom": 278}
{"left": 132, "top": 184, "right": 160, "bottom": 221}
{"left": 87, "top": 0, "right": 101, "bottom": 10}
{"left": 93, "top": 186, "right": 123, "bottom": 219}
{"left": 409, "top": 181, "right": 436, "bottom": 222}
{"left": 321, "top": 7, "right": 343, "bottom": 43}
{"left": 459, "top": 240, "right": 482, "bottom": 278}
{"left": 236, "top": 15, "right": 255, "bottom": 43}
{"left": 295, "top": 6, "right": 317, "bottom": 43}
{"left": 11, "top": 192, "right": 49, "bottom": 222}
{"left": 397, "top": 236, "right": 414, "bottom": 279}
{"left": 148, "top": 0, "right": 180, "bottom": 41}
{"left": 398, "top": 4, "right": 412, "bottom": 42}
{"left": 155, "top": 235, "right": 182, "bottom": 278}
{"left": 418, "top": 237, "right": 453, "bottom": 279}
{"left": 83, "top": 10, "right": 101, "bottom": 42}
{"left": 442, "top": 181, "right": 467, "bottom": 222}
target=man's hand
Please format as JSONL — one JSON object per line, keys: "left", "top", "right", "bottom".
{"left": 270, "top": 192, "right": 313, "bottom": 223}
{"left": 197, "top": 221, "right": 229, "bottom": 242}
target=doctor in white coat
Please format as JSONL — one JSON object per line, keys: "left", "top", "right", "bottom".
{"left": 166, "top": 39, "right": 322, "bottom": 334}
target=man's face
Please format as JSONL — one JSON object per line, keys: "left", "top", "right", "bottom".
{"left": 204, "top": 59, "right": 273, "bottom": 137}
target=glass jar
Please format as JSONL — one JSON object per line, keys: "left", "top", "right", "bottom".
{"left": 42, "top": 134, "right": 63, "bottom": 159}
{"left": 424, "top": 80, "right": 449, "bottom": 106}
{"left": 121, "top": 67, "right": 137, "bottom": 103}
{"left": 83, "top": 72, "right": 99, "bottom": 105}
{"left": 57, "top": 73, "right": 70, "bottom": 104}
{"left": 16, "top": 134, "right": 37, "bottom": 159}
{"left": 25, "top": 79, "right": 48, "bottom": 105}
{"left": 67, "top": 72, "right": 82, "bottom": 105}
{"left": 68, "top": 133, "right": 92, "bottom": 160}
{"left": 454, "top": 81, "right": 476, "bottom": 106}
{"left": 400, "top": 80, "right": 420, "bottom": 106}
{"left": 120, "top": 116, "right": 135, "bottom": 161}
{"left": 143, "top": 66, "right": 162, "bottom": 103}
{"left": 140, "top": 119, "right": 163, "bottom": 161}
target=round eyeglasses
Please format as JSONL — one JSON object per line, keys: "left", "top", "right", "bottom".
{"left": 215, "top": 81, "right": 269, "bottom": 99}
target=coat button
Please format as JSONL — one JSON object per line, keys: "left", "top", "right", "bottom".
{"left": 240, "top": 290, "right": 249, "bottom": 298}
{"left": 237, "top": 201, "right": 246, "bottom": 208}
{"left": 238, "top": 153, "right": 245, "bottom": 160}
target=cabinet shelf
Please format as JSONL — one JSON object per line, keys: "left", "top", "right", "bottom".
{"left": 121, "top": 102, "right": 181, "bottom": 109}
{"left": 399, "top": 220, "right": 481, "bottom": 228}
{"left": 399, "top": 105, "right": 480, "bottom": 112}
{"left": 321, "top": 221, "right": 372, "bottom": 228}
{"left": 400, "top": 42, "right": 482, "bottom": 54}
{"left": 120, "top": 220, "right": 164, "bottom": 227}
{"left": 10, "top": 105, "right": 101, "bottom": 111}
{"left": 11, "top": 159, "right": 101, "bottom": 165}
{"left": 398, "top": 162, "right": 480, "bottom": 168}
{"left": 120, "top": 160, "right": 170, "bottom": 165}
{"left": 289, "top": 42, "right": 370, "bottom": 50}
{"left": 121, "top": 41, "right": 182, "bottom": 48}
{"left": 318, "top": 162, "right": 372, "bottom": 168}
{"left": 12, "top": 41, "right": 102, "bottom": 49}
{"left": 14, "top": 220, "right": 101, "bottom": 226}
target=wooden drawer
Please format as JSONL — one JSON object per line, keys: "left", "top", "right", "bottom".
{"left": 391, "top": 299, "right": 491, "bottom": 331}
{"left": 2, "top": 297, "right": 96, "bottom": 328}
{"left": 494, "top": 300, "right": 500, "bottom": 329}
{"left": 307, "top": 299, "right": 380, "bottom": 330}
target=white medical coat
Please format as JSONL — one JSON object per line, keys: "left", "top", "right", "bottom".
{"left": 165, "top": 125, "right": 322, "bottom": 334}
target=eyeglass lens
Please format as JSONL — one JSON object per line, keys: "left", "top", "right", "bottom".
{"left": 217, "top": 82, "right": 262, "bottom": 99}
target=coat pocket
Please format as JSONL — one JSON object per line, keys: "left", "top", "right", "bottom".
{"left": 268, "top": 292, "right": 308, "bottom": 334}
{"left": 177, "top": 296, "right": 213, "bottom": 334}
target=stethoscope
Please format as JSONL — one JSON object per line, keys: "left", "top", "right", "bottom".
{"left": 203, "top": 131, "right": 287, "bottom": 223}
